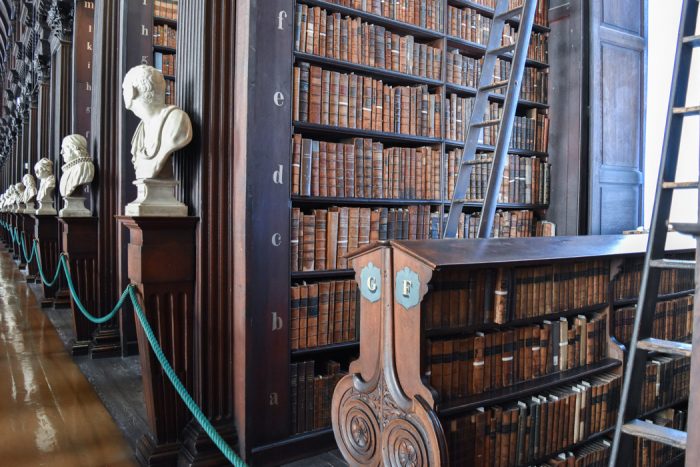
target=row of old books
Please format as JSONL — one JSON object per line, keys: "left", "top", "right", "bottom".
{"left": 422, "top": 261, "right": 607, "bottom": 330}
{"left": 448, "top": 210, "right": 554, "bottom": 240}
{"left": 469, "top": 0, "right": 550, "bottom": 27}
{"left": 448, "top": 372, "right": 620, "bottom": 466}
{"left": 153, "top": 52, "right": 175, "bottom": 77}
{"left": 446, "top": 51, "right": 549, "bottom": 104}
{"left": 290, "top": 361, "right": 346, "bottom": 434}
{"left": 612, "top": 257, "right": 694, "bottom": 301}
{"left": 290, "top": 280, "right": 359, "bottom": 350}
{"left": 324, "top": 0, "right": 443, "bottom": 32}
{"left": 446, "top": 150, "right": 551, "bottom": 204}
{"left": 640, "top": 355, "right": 689, "bottom": 414}
{"left": 633, "top": 409, "right": 686, "bottom": 467}
{"left": 444, "top": 96, "right": 550, "bottom": 153}
{"left": 164, "top": 80, "right": 176, "bottom": 106}
{"left": 427, "top": 312, "right": 608, "bottom": 401}
{"left": 291, "top": 135, "right": 442, "bottom": 200}
{"left": 153, "top": 24, "right": 176, "bottom": 49}
{"left": 290, "top": 205, "right": 437, "bottom": 272}
{"left": 293, "top": 63, "right": 442, "bottom": 137}
{"left": 539, "top": 439, "right": 611, "bottom": 467}
{"left": 295, "top": 5, "right": 443, "bottom": 81}
{"left": 481, "top": 104, "right": 550, "bottom": 152}
{"left": 154, "top": 0, "right": 178, "bottom": 20}
{"left": 613, "top": 295, "right": 693, "bottom": 345}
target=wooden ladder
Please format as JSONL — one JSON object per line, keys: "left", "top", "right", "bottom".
{"left": 610, "top": 0, "right": 700, "bottom": 465}
{"left": 443, "top": 0, "right": 538, "bottom": 239}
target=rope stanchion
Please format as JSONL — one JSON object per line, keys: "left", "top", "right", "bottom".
{"left": 7, "top": 231, "right": 248, "bottom": 466}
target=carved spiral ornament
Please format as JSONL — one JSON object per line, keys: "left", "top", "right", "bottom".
{"left": 341, "top": 399, "right": 380, "bottom": 464}
{"left": 382, "top": 419, "right": 429, "bottom": 467}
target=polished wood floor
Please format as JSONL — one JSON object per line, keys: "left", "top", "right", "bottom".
{"left": 0, "top": 249, "right": 135, "bottom": 466}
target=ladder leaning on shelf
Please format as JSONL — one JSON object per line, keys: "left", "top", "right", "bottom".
{"left": 443, "top": 0, "right": 538, "bottom": 239}
{"left": 610, "top": 0, "right": 700, "bottom": 465}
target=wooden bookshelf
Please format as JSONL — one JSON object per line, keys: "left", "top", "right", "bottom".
{"left": 153, "top": 1, "right": 178, "bottom": 105}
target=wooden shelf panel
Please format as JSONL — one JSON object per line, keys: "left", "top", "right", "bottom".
{"left": 613, "top": 289, "right": 695, "bottom": 307}
{"left": 292, "top": 341, "right": 359, "bottom": 358}
{"left": 425, "top": 302, "right": 609, "bottom": 339}
{"left": 444, "top": 139, "right": 549, "bottom": 157}
{"left": 153, "top": 44, "right": 177, "bottom": 54}
{"left": 445, "top": 82, "right": 549, "bottom": 109}
{"left": 299, "top": 0, "right": 444, "bottom": 40}
{"left": 251, "top": 428, "right": 336, "bottom": 466}
{"left": 293, "top": 121, "right": 443, "bottom": 145}
{"left": 153, "top": 16, "right": 177, "bottom": 28}
{"left": 437, "top": 358, "right": 622, "bottom": 417}
{"left": 291, "top": 269, "right": 355, "bottom": 281}
{"left": 294, "top": 51, "right": 443, "bottom": 87}
{"left": 292, "top": 195, "right": 442, "bottom": 207}
{"left": 442, "top": 200, "right": 549, "bottom": 210}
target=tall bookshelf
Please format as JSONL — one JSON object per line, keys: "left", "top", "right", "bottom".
{"left": 153, "top": 0, "right": 178, "bottom": 104}
{"left": 250, "top": 0, "right": 554, "bottom": 463}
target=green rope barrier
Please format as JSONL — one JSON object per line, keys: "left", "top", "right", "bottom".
{"left": 20, "top": 236, "right": 37, "bottom": 264}
{"left": 10, "top": 232, "right": 247, "bottom": 466}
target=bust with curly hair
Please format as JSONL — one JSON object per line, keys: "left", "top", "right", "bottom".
{"left": 122, "top": 64, "right": 192, "bottom": 180}
{"left": 59, "top": 134, "right": 95, "bottom": 198}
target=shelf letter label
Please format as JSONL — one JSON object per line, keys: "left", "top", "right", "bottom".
{"left": 278, "top": 11, "right": 288, "bottom": 30}
{"left": 141, "top": 25, "right": 149, "bottom": 36}
{"left": 360, "top": 262, "right": 381, "bottom": 303}
{"left": 273, "top": 92, "right": 285, "bottom": 107}
{"left": 272, "top": 312, "right": 283, "bottom": 331}
{"left": 269, "top": 393, "right": 279, "bottom": 406}
{"left": 271, "top": 233, "right": 282, "bottom": 246}
{"left": 395, "top": 267, "right": 420, "bottom": 310}
{"left": 273, "top": 165, "right": 284, "bottom": 184}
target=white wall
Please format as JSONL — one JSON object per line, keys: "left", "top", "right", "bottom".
{"left": 645, "top": 1, "right": 700, "bottom": 228}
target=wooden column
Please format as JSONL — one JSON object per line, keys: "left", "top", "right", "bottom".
{"left": 89, "top": 0, "right": 123, "bottom": 357}
{"left": 174, "top": 1, "right": 239, "bottom": 464}
{"left": 118, "top": 216, "right": 197, "bottom": 467}
{"left": 32, "top": 214, "right": 61, "bottom": 305}
{"left": 58, "top": 217, "right": 98, "bottom": 356}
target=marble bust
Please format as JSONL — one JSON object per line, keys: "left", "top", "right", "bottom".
{"left": 22, "top": 174, "right": 37, "bottom": 209}
{"left": 34, "top": 158, "right": 57, "bottom": 215}
{"left": 0, "top": 194, "right": 5, "bottom": 212}
{"left": 14, "top": 182, "right": 26, "bottom": 213}
{"left": 122, "top": 64, "right": 192, "bottom": 216}
{"left": 59, "top": 135, "right": 94, "bottom": 217}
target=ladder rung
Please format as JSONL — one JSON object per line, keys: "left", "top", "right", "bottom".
{"left": 495, "top": 7, "right": 521, "bottom": 21}
{"left": 668, "top": 222, "right": 700, "bottom": 236}
{"left": 462, "top": 158, "right": 494, "bottom": 166}
{"left": 683, "top": 35, "right": 700, "bottom": 47}
{"left": 673, "top": 105, "right": 700, "bottom": 116}
{"left": 649, "top": 259, "right": 696, "bottom": 270}
{"left": 622, "top": 420, "right": 687, "bottom": 450}
{"left": 472, "top": 119, "right": 501, "bottom": 129}
{"left": 479, "top": 79, "right": 510, "bottom": 92}
{"left": 637, "top": 338, "right": 692, "bottom": 357}
{"left": 662, "top": 181, "right": 698, "bottom": 189}
{"left": 487, "top": 43, "right": 517, "bottom": 57}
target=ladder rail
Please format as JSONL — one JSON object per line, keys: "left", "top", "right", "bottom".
{"left": 478, "top": 0, "right": 538, "bottom": 238}
{"left": 609, "top": 0, "right": 699, "bottom": 465}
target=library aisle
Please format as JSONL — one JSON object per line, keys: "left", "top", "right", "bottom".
{"left": 0, "top": 250, "right": 134, "bottom": 466}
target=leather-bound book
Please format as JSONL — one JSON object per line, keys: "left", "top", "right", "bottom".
{"left": 318, "top": 282, "right": 330, "bottom": 346}
{"left": 313, "top": 209, "right": 327, "bottom": 271}
{"left": 326, "top": 209, "right": 339, "bottom": 270}
{"left": 290, "top": 285, "right": 300, "bottom": 350}
{"left": 336, "top": 207, "right": 349, "bottom": 269}
{"left": 307, "top": 284, "right": 319, "bottom": 348}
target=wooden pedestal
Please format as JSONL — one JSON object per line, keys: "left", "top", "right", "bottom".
{"left": 31, "top": 215, "right": 61, "bottom": 306}
{"left": 118, "top": 216, "right": 198, "bottom": 467}
{"left": 16, "top": 214, "right": 28, "bottom": 269}
{"left": 23, "top": 214, "right": 38, "bottom": 282}
{"left": 1, "top": 213, "right": 11, "bottom": 247}
{"left": 59, "top": 217, "right": 99, "bottom": 356}
{"left": 10, "top": 213, "right": 19, "bottom": 260}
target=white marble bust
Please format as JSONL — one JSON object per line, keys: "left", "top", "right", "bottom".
{"left": 22, "top": 174, "right": 37, "bottom": 207}
{"left": 122, "top": 64, "right": 192, "bottom": 216}
{"left": 34, "top": 158, "right": 57, "bottom": 215}
{"left": 59, "top": 135, "right": 95, "bottom": 197}
{"left": 14, "top": 182, "right": 26, "bottom": 213}
{"left": 0, "top": 194, "right": 5, "bottom": 212}
{"left": 123, "top": 65, "right": 192, "bottom": 180}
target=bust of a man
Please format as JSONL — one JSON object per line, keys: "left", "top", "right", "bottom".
{"left": 35, "top": 158, "right": 56, "bottom": 202}
{"left": 122, "top": 64, "right": 192, "bottom": 180}
{"left": 22, "top": 174, "right": 37, "bottom": 205}
{"left": 59, "top": 134, "right": 95, "bottom": 197}
{"left": 14, "top": 182, "right": 26, "bottom": 211}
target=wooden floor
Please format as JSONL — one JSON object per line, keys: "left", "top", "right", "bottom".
{"left": 0, "top": 249, "right": 135, "bottom": 466}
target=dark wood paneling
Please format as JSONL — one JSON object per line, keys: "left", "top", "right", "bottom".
{"left": 588, "top": 0, "right": 647, "bottom": 234}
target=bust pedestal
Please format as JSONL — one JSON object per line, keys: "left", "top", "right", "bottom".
{"left": 60, "top": 195, "right": 91, "bottom": 217}
{"left": 23, "top": 215, "right": 38, "bottom": 282}
{"left": 125, "top": 179, "right": 187, "bottom": 217}
{"left": 36, "top": 198, "right": 58, "bottom": 216}
{"left": 16, "top": 214, "right": 27, "bottom": 269}
{"left": 118, "top": 216, "right": 197, "bottom": 466}
{"left": 31, "top": 214, "right": 61, "bottom": 306}
{"left": 59, "top": 217, "right": 99, "bottom": 356}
